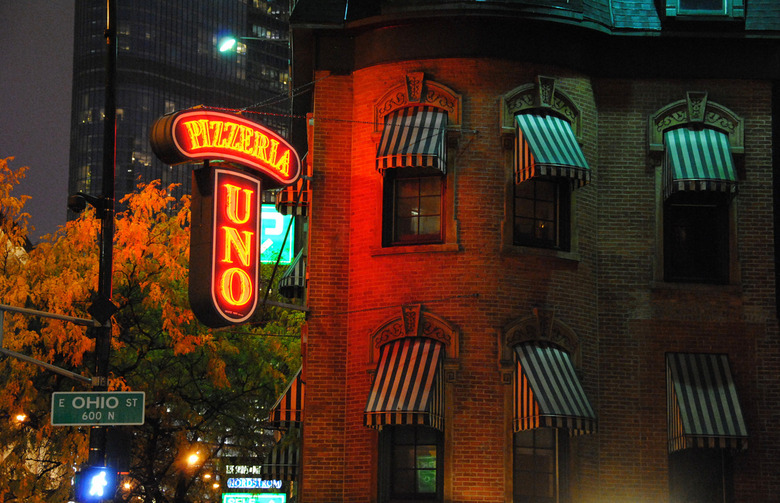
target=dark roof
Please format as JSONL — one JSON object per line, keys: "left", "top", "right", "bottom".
{"left": 291, "top": 0, "right": 780, "bottom": 34}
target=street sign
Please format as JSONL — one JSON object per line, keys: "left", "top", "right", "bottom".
{"left": 222, "top": 494, "right": 286, "bottom": 503}
{"left": 260, "top": 204, "right": 294, "bottom": 265}
{"left": 51, "top": 391, "right": 145, "bottom": 426}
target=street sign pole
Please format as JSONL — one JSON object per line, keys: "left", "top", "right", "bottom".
{"left": 88, "top": 0, "right": 117, "bottom": 468}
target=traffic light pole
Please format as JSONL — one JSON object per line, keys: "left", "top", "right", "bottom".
{"left": 87, "top": 0, "right": 117, "bottom": 468}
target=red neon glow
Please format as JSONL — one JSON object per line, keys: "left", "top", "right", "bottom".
{"left": 211, "top": 169, "right": 261, "bottom": 323}
{"left": 150, "top": 108, "right": 301, "bottom": 187}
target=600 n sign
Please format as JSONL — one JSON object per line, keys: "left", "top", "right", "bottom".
{"left": 51, "top": 391, "right": 145, "bottom": 426}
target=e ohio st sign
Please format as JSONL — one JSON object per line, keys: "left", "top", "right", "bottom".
{"left": 51, "top": 391, "right": 145, "bottom": 426}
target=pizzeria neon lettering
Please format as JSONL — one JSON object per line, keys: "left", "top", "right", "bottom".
{"left": 150, "top": 108, "right": 301, "bottom": 187}
{"left": 180, "top": 119, "right": 291, "bottom": 176}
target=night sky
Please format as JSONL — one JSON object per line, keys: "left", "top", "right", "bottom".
{"left": 0, "top": 0, "right": 75, "bottom": 241}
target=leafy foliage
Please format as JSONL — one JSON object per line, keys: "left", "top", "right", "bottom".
{"left": 0, "top": 157, "right": 302, "bottom": 502}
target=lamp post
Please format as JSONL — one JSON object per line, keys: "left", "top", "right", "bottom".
{"left": 86, "top": 0, "right": 118, "bottom": 469}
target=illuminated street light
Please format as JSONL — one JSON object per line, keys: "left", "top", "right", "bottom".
{"left": 218, "top": 37, "right": 237, "bottom": 53}
{"left": 187, "top": 452, "right": 200, "bottom": 467}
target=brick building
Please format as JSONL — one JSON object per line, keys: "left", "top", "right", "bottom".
{"left": 270, "top": 0, "right": 780, "bottom": 501}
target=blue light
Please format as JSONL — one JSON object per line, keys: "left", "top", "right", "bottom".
{"left": 75, "top": 466, "right": 116, "bottom": 502}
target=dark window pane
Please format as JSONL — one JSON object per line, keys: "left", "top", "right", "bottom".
{"left": 513, "top": 429, "right": 565, "bottom": 503}
{"left": 514, "top": 179, "right": 569, "bottom": 250}
{"left": 389, "top": 175, "right": 443, "bottom": 245}
{"left": 394, "top": 469, "right": 415, "bottom": 493}
{"left": 679, "top": 0, "right": 724, "bottom": 11}
{"left": 419, "top": 176, "right": 441, "bottom": 195}
{"left": 393, "top": 445, "right": 416, "bottom": 470}
{"left": 419, "top": 195, "right": 441, "bottom": 216}
{"left": 664, "top": 193, "right": 729, "bottom": 283}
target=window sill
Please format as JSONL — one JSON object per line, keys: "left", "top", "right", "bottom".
{"left": 501, "top": 245, "right": 581, "bottom": 263}
{"left": 371, "top": 242, "right": 461, "bottom": 256}
{"left": 650, "top": 281, "right": 742, "bottom": 294}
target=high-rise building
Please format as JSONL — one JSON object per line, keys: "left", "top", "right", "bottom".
{"left": 68, "top": 0, "right": 291, "bottom": 205}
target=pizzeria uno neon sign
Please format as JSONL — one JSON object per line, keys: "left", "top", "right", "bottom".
{"left": 150, "top": 108, "right": 301, "bottom": 327}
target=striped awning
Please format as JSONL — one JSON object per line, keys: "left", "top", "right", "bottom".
{"left": 376, "top": 106, "right": 448, "bottom": 174}
{"left": 275, "top": 178, "right": 310, "bottom": 216}
{"left": 364, "top": 337, "right": 444, "bottom": 431}
{"left": 514, "top": 343, "right": 597, "bottom": 434}
{"left": 260, "top": 436, "right": 299, "bottom": 481}
{"left": 664, "top": 127, "right": 738, "bottom": 199}
{"left": 667, "top": 353, "right": 748, "bottom": 452}
{"left": 514, "top": 114, "right": 590, "bottom": 187}
{"left": 268, "top": 367, "right": 304, "bottom": 429}
{"left": 278, "top": 250, "right": 306, "bottom": 299}
{"left": 275, "top": 155, "right": 310, "bottom": 216}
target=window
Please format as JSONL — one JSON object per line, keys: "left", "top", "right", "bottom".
{"left": 679, "top": 0, "right": 725, "bottom": 13}
{"left": 384, "top": 170, "right": 444, "bottom": 246}
{"left": 514, "top": 428, "right": 568, "bottom": 503}
{"left": 669, "top": 449, "right": 733, "bottom": 503}
{"left": 664, "top": 192, "right": 729, "bottom": 283}
{"left": 665, "top": 0, "right": 744, "bottom": 18}
{"left": 514, "top": 178, "right": 570, "bottom": 250}
{"left": 380, "top": 426, "right": 443, "bottom": 502}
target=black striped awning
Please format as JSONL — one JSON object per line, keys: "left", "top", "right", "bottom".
{"left": 667, "top": 353, "right": 748, "bottom": 452}
{"left": 268, "top": 368, "right": 304, "bottom": 429}
{"left": 376, "top": 106, "right": 448, "bottom": 173}
{"left": 664, "top": 127, "right": 738, "bottom": 199}
{"left": 514, "top": 343, "right": 597, "bottom": 434}
{"left": 275, "top": 155, "right": 310, "bottom": 216}
{"left": 514, "top": 114, "right": 590, "bottom": 187}
{"left": 275, "top": 178, "right": 310, "bottom": 216}
{"left": 260, "top": 436, "right": 299, "bottom": 481}
{"left": 364, "top": 337, "right": 444, "bottom": 431}
{"left": 278, "top": 250, "right": 306, "bottom": 299}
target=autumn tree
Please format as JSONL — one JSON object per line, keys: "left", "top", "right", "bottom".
{"left": 0, "top": 157, "right": 302, "bottom": 502}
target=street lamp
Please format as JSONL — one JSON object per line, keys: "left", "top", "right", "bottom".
{"left": 217, "top": 35, "right": 288, "bottom": 53}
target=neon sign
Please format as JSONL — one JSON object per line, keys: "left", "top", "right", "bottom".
{"left": 150, "top": 108, "right": 301, "bottom": 187}
{"left": 151, "top": 107, "right": 302, "bottom": 327}
{"left": 190, "top": 168, "right": 262, "bottom": 327}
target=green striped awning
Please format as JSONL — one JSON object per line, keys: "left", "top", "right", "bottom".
{"left": 261, "top": 435, "right": 299, "bottom": 481}
{"left": 515, "top": 114, "right": 590, "bottom": 187}
{"left": 279, "top": 250, "right": 306, "bottom": 300}
{"left": 268, "top": 367, "right": 304, "bottom": 429}
{"left": 667, "top": 353, "right": 748, "bottom": 452}
{"left": 376, "top": 106, "right": 448, "bottom": 174}
{"left": 664, "top": 128, "right": 738, "bottom": 199}
{"left": 364, "top": 337, "right": 444, "bottom": 431}
{"left": 514, "top": 343, "right": 597, "bottom": 435}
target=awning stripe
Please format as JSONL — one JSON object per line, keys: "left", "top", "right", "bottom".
{"left": 514, "top": 343, "right": 597, "bottom": 434}
{"left": 376, "top": 106, "right": 448, "bottom": 173}
{"left": 364, "top": 337, "right": 444, "bottom": 431}
{"left": 279, "top": 250, "right": 306, "bottom": 299}
{"left": 667, "top": 353, "right": 748, "bottom": 452}
{"left": 275, "top": 178, "right": 310, "bottom": 216}
{"left": 260, "top": 437, "right": 299, "bottom": 481}
{"left": 514, "top": 114, "right": 590, "bottom": 187}
{"left": 268, "top": 367, "right": 304, "bottom": 429}
{"left": 663, "top": 128, "right": 738, "bottom": 198}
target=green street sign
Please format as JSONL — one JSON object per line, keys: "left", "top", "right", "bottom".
{"left": 222, "top": 494, "right": 286, "bottom": 503}
{"left": 51, "top": 391, "right": 145, "bottom": 426}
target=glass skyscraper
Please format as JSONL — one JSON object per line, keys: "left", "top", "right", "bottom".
{"left": 68, "top": 0, "right": 291, "bottom": 205}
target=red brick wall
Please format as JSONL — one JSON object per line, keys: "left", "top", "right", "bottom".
{"left": 301, "top": 62, "right": 779, "bottom": 502}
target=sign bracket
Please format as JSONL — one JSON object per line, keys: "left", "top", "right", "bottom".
{"left": 0, "top": 305, "right": 99, "bottom": 384}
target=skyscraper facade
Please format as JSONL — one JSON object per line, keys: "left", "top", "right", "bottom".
{"left": 68, "top": 0, "right": 291, "bottom": 204}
